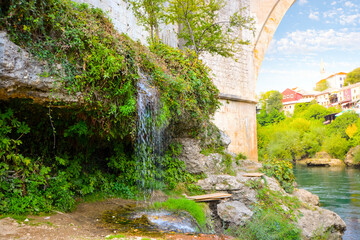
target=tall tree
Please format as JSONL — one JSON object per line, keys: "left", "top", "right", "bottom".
{"left": 345, "top": 67, "right": 360, "bottom": 86}
{"left": 165, "top": 0, "right": 255, "bottom": 58}
{"left": 126, "top": 0, "right": 165, "bottom": 41}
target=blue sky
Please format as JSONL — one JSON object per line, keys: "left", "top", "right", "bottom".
{"left": 256, "top": 0, "right": 360, "bottom": 94}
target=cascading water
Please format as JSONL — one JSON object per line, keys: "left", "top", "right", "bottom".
{"left": 135, "top": 70, "right": 166, "bottom": 195}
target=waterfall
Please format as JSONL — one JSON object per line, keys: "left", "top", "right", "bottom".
{"left": 135, "top": 70, "right": 165, "bottom": 195}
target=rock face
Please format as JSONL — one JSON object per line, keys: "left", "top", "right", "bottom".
{"left": 0, "top": 31, "right": 76, "bottom": 103}
{"left": 298, "top": 151, "right": 345, "bottom": 167}
{"left": 345, "top": 145, "right": 360, "bottom": 167}
{"left": 217, "top": 201, "right": 253, "bottom": 226}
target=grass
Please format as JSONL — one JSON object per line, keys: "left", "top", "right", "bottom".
{"left": 151, "top": 198, "right": 206, "bottom": 229}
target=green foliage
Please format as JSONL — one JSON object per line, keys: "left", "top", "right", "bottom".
{"left": 152, "top": 198, "right": 206, "bottom": 229}
{"left": 228, "top": 180, "right": 301, "bottom": 240}
{"left": 261, "top": 159, "right": 295, "bottom": 193}
{"left": 259, "top": 90, "right": 283, "bottom": 113}
{"left": 322, "top": 134, "right": 349, "bottom": 160}
{"left": 314, "top": 80, "right": 329, "bottom": 91}
{"left": 257, "top": 109, "right": 285, "bottom": 127}
{"left": 345, "top": 67, "right": 360, "bottom": 86}
{"left": 125, "top": 0, "right": 165, "bottom": 40}
{"left": 228, "top": 209, "right": 301, "bottom": 240}
{"left": 353, "top": 148, "right": 360, "bottom": 164}
{"left": 1, "top": 0, "right": 220, "bottom": 140}
{"left": 161, "top": 143, "right": 195, "bottom": 190}
{"left": 328, "top": 111, "right": 359, "bottom": 139}
{"left": 0, "top": 108, "right": 75, "bottom": 214}
{"left": 165, "top": 0, "right": 255, "bottom": 58}
{"left": 0, "top": 0, "right": 222, "bottom": 215}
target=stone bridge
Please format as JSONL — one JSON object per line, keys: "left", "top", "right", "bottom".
{"left": 0, "top": 0, "right": 297, "bottom": 160}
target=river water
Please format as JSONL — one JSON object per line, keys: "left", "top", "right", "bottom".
{"left": 293, "top": 165, "right": 360, "bottom": 240}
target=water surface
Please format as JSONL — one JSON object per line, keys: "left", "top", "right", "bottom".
{"left": 294, "top": 165, "right": 360, "bottom": 240}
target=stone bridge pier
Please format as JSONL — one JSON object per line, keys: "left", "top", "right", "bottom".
{"left": 203, "top": 0, "right": 296, "bottom": 160}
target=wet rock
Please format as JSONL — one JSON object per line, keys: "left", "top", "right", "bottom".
{"left": 292, "top": 188, "right": 319, "bottom": 206}
{"left": 0, "top": 31, "right": 76, "bottom": 103}
{"left": 175, "top": 138, "right": 205, "bottom": 174}
{"left": 345, "top": 145, "right": 360, "bottom": 167}
{"left": 217, "top": 201, "right": 253, "bottom": 226}
{"left": 296, "top": 208, "right": 346, "bottom": 240}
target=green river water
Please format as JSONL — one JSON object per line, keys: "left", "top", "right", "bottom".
{"left": 293, "top": 165, "right": 360, "bottom": 240}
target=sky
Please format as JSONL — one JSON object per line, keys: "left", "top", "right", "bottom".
{"left": 256, "top": 0, "right": 360, "bottom": 94}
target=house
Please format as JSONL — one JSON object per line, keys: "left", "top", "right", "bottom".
{"left": 282, "top": 88, "right": 303, "bottom": 103}
{"left": 316, "top": 72, "right": 347, "bottom": 89}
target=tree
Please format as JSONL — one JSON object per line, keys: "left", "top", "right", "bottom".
{"left": 345, "top": 67, "right": 360, "bottom": 86}
{"left": 165, "top": 0, "right": 255, "bottom": 58}
{"left": 126, "top": 0, "right": 166, "bottom": 41}
{"left": 259, "top": 90, "right": 283, "bottom": 112}
{"left": 265, "top": 91, "right": 283, "bottom": 113}
{"left": 314, "top": 80, "right": 329, "bottom": 91}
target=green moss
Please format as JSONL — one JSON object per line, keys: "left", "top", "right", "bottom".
{"left": 151, "top": 198, "right": 206, "bottom": 229}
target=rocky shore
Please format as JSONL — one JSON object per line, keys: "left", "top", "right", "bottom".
{"left": 177, "top": 137, "right": 347, "bottom": 239}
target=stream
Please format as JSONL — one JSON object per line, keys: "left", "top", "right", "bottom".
{"left": 294, "top": 165, "right": 360, "bottom": 240}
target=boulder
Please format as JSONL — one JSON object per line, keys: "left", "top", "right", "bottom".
{"left": 292, "top": 188, "right": 319, "bottom": 206}
{"left": 296, "top": 208, "right": 346, "bottom": 240}
{"left": 197, "top": 175, "right": 244, "bottom": 191}
{"left": 345, "top": 145, "right": 360, "bottom": 167}
{"left": 175, "top": 138, "right": 205, "bottom": 174}
{"left": 217, "top": 201, "right": 253, "bottom": 226}
{"left": 219, "top": 130, "right": 231, "bottom": 148}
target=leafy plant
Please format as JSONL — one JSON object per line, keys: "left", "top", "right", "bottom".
{"left": 261, "top": 159, "right": 295, "bottom": 193}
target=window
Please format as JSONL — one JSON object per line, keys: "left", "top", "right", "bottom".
{"left": 291, "top": 94, "right": 293, "bottom": 98}
{"left": 340, "top": 84, "right": 343, "bottom": 88}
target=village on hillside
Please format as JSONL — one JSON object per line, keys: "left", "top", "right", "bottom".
{"left": 279, "top": 64, "right": 360, "bottom": 121}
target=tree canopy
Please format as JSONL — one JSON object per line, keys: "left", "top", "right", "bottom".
{"left": 314, "top": 80, "right": 329, "bottom": 91}
{"left": 127, "top": 0, "right": 255, "bottom": 58}
{"left": 345, "top": 67, "right": 360, "bottom": 86}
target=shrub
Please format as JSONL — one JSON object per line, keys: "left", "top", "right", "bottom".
{"left": 323, "top": 134, "right": 350, "bottom": 160}
{"left": 261, "top": 159, "right": 295, "bottom": 193}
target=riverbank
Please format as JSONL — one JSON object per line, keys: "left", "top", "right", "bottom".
{"left": 294, "top": 165, "right": 360, "bottom": 240}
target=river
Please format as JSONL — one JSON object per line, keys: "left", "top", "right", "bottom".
{"left": 293, "top": 165, "right": 360, "bottom": 240}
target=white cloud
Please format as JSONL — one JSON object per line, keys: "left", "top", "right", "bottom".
{"left": 309, "top": 11, "right": 320, "bottom": 20}
{"left": 269, "top": 29, "right": 360, "bottom": 54}
{"left": 331, "top": 1, "right": 337, "bottom": 5}
{"left": 344, "top": 1, "right": 356, "bottom": 8}
{"left": 298, "top": 0, "right": 308, "bottom": 6}
{"left": 323, "top": 10, "right": 337, "bottom": 18}
{"left": 339, "top": 13, "right": 360, "bottom": 25}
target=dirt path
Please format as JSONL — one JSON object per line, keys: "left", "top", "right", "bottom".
{"left": 0, "top": 199, "right": 233, "bottom": 240}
